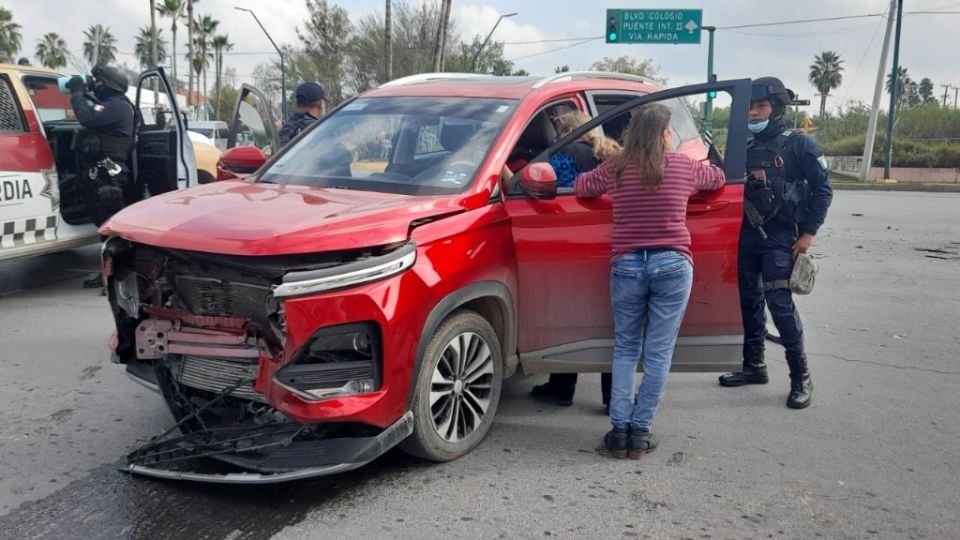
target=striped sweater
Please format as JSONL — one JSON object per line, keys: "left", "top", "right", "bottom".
{"left": 573, "top": 152, "right": 726, "bottom": 261}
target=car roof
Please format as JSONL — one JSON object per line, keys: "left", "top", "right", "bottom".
{"left": 0, "top": 63, "right": 63, "bottom": 77}
{"left": 362, "top": 71, "right": 664, "bottom": 102}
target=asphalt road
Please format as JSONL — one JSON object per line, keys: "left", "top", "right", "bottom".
{"left": 0, "top": 191, "right": 958, "bottom": 539}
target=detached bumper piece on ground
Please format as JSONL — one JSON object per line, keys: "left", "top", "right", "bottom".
{"left": 123, "top": 374, "right": 412, "bottom": 484}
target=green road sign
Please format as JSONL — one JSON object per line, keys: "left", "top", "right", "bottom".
{"left": 606, "top": 9, "right": 703, "bottom": 44}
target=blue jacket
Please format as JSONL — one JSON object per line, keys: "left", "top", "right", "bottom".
{"left": 278, "top": 111, "right": 318, "bottom": 146}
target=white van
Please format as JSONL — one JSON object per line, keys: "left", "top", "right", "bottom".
{"left": 188, "top": 120, "right": 229, "bottom": 151}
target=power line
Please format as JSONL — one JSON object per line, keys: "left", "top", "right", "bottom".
{"left": 838, "top": 17, "right": 887, "bottom": 105}
{"left": 717, "top": 13, "right": 887, "bottom": 30}
{"left": 722, "top": 22, "right": 882, "bottom": 37}
{"left": 507, "top": 37, "right": 601, "bottom": 62}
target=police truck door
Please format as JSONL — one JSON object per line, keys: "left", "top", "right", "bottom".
{"left": 135, "top": 68, "right": 196, "bottom": 194}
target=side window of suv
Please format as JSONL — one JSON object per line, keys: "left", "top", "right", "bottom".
{"left": 507, "top": 99, "right": 578, "bottom": 173}
{"left": 590, "top": 94, "right": 698, "bottom": 152}
{"left": 0, "top": 75, "right": 26, "bottom": 133}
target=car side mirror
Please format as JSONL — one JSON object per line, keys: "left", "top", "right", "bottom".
{"left": 217, "top": 146, "right": 267, "bottom": 181}
{"left": 519, "top": 162, "right": 558, "bottom": 200}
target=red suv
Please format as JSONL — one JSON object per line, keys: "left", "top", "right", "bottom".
{"left": 102, "top": 72, "right": 751, "bottom": 483}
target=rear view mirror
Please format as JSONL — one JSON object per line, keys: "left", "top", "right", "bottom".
{"left": 217, "top": 146, "right": 267, "bottom": 181}
{"left": 519, "top": 162, "right": 558, "bottom": 200}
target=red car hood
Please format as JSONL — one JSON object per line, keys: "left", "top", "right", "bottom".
{"left": 101, "top": 181, "right": 464, "bottom": 255}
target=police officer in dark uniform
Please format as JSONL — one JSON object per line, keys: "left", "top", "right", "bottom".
{"left": 278, "top": 82, "right": 326, "bottom": 146}
{"left": 67, "top": 65, "right": 138, "bottom": 288}
{"left": 719, "top": 77, "right": 832, "bottom": 409}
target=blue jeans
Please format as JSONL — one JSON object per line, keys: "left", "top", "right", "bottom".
{"left": 609, "top": 249, "right": 693, "bottom": 432}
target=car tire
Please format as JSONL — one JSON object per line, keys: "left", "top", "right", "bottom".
{"left": 198, "top": 170, "right": 216, "bottom": 184}
{"left": 400, "top": 310, "right": 503, "bottom": 462}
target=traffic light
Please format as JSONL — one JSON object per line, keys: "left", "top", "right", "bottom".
{"left": 607, "top": 14, "right": 619, "bottom": 43}
{"left": 707, "top": 74, "right": 717, "bottom": 99}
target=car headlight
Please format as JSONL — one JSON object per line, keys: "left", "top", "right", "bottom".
{"left": 273, "top": 243, "right": 416, "bottom": 299}
{"left": 274, "top": 322, "right": 381, "bottom": 401}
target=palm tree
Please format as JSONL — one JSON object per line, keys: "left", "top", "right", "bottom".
{"left": 886, "top": 66, "right": 912, "bottom": 108}
{"left": 193, "top": 14, "right": 218, "bottom": 109}
{"left": 189, "top": 36, "right": 206, "bottom": 116}
{"left": 35, "top": 33, "right": 68, "bottom": 69}
{"left": 186, "top": 0, "right": 195, "bottom": 113}
{"left": 808, "top": 51, "right": 844, "bottom": 120}
{"left": 149, "top": 0, "right": 158, "bottom": 67}
{"left": 135, "top": 27, "right": 168, "bottom": 69}
{"left": 0, "top": 7, "right": 23, "bottom": 61}
{"left": 83, "top": 24, "right": 117, "bottom": 66}
{"left": 157, "top": 0, "right": 185, "bottom": 88}
{"left": 211, "top": 34, "right": 233, "bottom": 120}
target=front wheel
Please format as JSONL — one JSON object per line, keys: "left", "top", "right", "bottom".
{"left": 400, "top": 310, "right": 503, "bottom": 461}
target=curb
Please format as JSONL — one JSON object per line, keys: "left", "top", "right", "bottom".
{"left": 832, "top": 183, "right": 960, "bottom": 193}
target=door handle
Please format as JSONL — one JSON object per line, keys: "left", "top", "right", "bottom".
{"left": 687, "top": 200, "right": 730, "bottom": 214}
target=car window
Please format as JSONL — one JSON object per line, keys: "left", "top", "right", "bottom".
{"left": 0, "top": 75, "right": 26, "bottom": 133}
{"left": 261, "top": 96, "right": 516, "bottom": 196}
{"left": 507, "top": 99, "right": 578, "bottom": 170}
{"left": 663, "top": 98, "right": 701, "bottom": 143}
{"left": 21, "top": 75, "right": 73, "bottom": 124}
{"left": 589, "top": 93, "right": 696, "bottom": 152}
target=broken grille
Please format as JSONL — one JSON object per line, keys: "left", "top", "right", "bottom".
{"left": 173, "top": 355, "right": 266, "bottom": 403}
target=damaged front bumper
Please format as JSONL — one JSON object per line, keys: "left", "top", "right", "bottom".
{"left": 122, "top": 411, "right": 413, "bottom": 484}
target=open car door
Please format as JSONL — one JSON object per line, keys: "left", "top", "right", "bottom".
{"left": 227, "top": 84, "right": 279, "bottom": 156}
{"left": 506, "top": 78, "right": 752, "bottom": 374}
{"left": 135, "top": 67, "right": 196, "bottom": 194}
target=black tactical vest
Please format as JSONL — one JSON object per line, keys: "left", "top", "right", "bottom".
{"left": 745, "top": 130, "right": 810, "bottom": 226}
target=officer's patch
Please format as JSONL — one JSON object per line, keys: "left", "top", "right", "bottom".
{"left": 817, "top": 156, "right": 828, "bottom": 170}
{"left": 93, "top": 104, "right": 106, "bottom": 113}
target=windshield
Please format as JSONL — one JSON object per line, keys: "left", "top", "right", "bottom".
{"left": 260, "top": 96, "right": 517, "bottom": 196}
{"left": 22, "top": 75, "right": 74, "bottom": 123}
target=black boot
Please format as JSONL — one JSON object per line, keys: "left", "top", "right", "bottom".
{"left": 82, "top": 272, "right": 103, "bottom": 289}
{"left": 530, "top": 374, "right": 576, "bottom": 406}
{"left": 719, "top": 344, "right": 769, "bottom": 386}
{"left": 786, "top": 352, "right": 813, "bottom": 409}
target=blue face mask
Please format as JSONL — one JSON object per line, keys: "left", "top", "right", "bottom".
{"left": 748, "top": 119, "right": 769, "bottom": 134}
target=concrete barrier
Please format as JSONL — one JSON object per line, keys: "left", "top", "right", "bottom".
{"left": 825, "top": 156, "right": 960, "bottom": 183}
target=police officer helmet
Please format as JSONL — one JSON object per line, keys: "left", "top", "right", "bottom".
{"left": 751, "top": 77, "right": 794, "bottom": 108}
{"left": 91, "top": 65, "right": 129, "bottom": 93}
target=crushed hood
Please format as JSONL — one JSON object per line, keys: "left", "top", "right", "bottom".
{"left": 101, "top": 181, "right": 465, "bottom": 255}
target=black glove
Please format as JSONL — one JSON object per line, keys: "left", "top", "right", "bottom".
{"left": 67, "top": 76, "right": 86, "bottom": 94}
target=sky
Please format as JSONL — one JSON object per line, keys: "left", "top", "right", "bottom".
{"left": 6, "top": 0, "right": 960, "bottom": 113}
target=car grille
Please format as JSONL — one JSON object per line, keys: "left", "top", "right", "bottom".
{"left": 173, "top": 275, "right": 275, "bottom": 319}
{"left": 173, "top": 355, "right": 266, "bottom": 403}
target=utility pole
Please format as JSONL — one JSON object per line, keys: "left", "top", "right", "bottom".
{"left": 883, "top": 0, "right": 904, "bottom": 180}
{"left": 860, "top": 0, "right": 897, "bottom": 182}
{"left": 954, "top": 86, "right": 958, "bottom": 110}
{"left": 432, "top": 0, "right": 452, "bottom": 72}
{"left": 385, "top": 0, "right": 393, "bottom": 81}
{"left": 702, "top": 26, "right": 716, "bottom": 137}
{"left": 941, "top": 84, "right": 951, "bottom": 108}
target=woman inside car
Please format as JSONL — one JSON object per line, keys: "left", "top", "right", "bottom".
{"left": 573, "top": 103, "right": 725, "bottom": 458}
{"left": 525, "top": 111, "right": 622, "bottom": 411}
